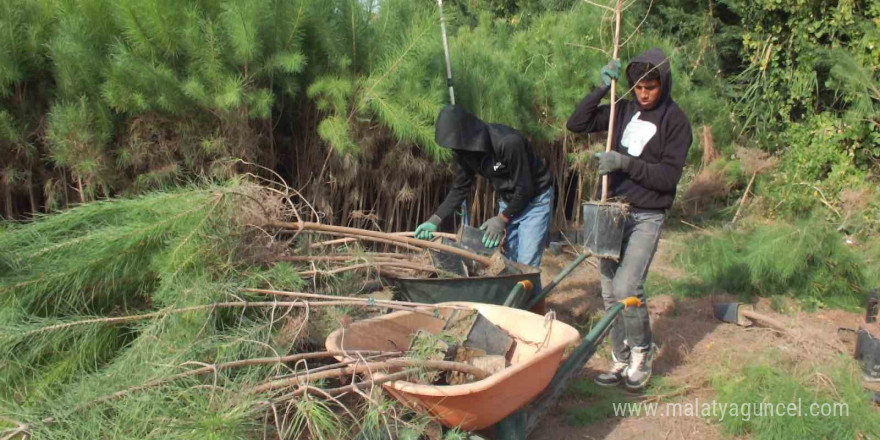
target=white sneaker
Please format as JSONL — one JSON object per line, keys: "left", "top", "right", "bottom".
{"left": 594, "top": 352, "right": 629, "bottom": 387}
{"left": 625, "top": 343, "right": 658, "bottom": 390}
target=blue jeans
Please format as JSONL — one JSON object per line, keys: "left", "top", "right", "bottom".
{"left": 498, "top": 187, "right": 554, "bottom": 268}
{"left": 599, "top": 209, "right": 664, "bottom": 362}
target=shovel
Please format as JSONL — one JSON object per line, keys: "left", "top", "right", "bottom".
{"left": 713, "top": 302, "right": 787, "bottom": 333}
{"left": 458, "top": 225, "right": 498, "bottom": 256}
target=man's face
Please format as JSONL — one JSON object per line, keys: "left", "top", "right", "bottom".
{"left": 634, "top": 79, "right": 662, "bottom": 110}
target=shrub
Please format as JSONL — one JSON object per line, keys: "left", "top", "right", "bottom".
{"left": 680, "top": 219, "right": 867, "bottom": 309}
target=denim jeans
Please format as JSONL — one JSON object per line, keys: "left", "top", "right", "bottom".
{"left": 599, "top": 209, "right": 664, "bottom": 362}
{"left": 498, "top": 186, "right": 554, "bottom": 269}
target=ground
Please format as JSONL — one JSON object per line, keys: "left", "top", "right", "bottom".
{"left": 528, "top": 231, "right": 875, "bottom": 440}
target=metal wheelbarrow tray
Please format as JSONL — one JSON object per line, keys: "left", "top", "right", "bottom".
{"left": 384, "top": 258, "right": 542, "bottom": 309}
{"left": 324, "top": 301, "right": 580, "bottom": 431}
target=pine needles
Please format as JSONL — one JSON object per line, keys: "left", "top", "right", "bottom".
{"left": 0, "top": 182, "right": 458, "bottom": 439}
{"left": 679, "top": 219, "right": 868, "bottom": 309}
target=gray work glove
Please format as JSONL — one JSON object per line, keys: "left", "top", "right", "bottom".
{"left": 415, "top": 215, "right": 442, "bottom": 240}
{"left": 595, "top": 151, "right": 632, "bottom": 175}
{"left": 600, "top": 60, "right": 621, "bottom": 87}
{"left": 480, "top": 215, "right": 508, "bottom": 248}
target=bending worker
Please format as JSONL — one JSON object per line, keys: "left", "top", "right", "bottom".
{"left": 415, "top": 105, "right": 554, "bottom": 270}
{"left": 567, "top": 49, "right": 692, "bottom": 390}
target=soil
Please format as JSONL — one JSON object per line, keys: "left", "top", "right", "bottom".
{"left": 529, "top": 234, "right": 871, "bottom": 440}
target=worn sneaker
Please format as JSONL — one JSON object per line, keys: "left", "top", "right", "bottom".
{"left": 624, "top": 343, "right": 658, "bottom": 390}
{"left": 594, "top": 352, "right": 629, "bottom": 387}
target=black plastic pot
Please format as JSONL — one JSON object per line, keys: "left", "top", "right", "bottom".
{"left": 582, "top": 201, "right": 626, "bottom": 260}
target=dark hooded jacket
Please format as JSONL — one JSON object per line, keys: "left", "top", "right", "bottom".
{"left": 566, "top": 48, "right": 692, "bottom": 210}
{"left": 433, "top": 105, "right": 552, "bottom": 220}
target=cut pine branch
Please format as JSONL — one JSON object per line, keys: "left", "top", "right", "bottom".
{"left": 21, "top": 300, "right": 445, "bottom": 336}
{"left": 241, "top": 288, "right": 471, "bottom": 310}
{"left": 71, "top": 350, "right": 400, "bottom": 411}
{"left": 270, "top": 220, "right": 493, "bottom": 266}
{"left": 298, "top": 261, "right": 457, "bottom": 278}
{"left": 250, "top": 358, "right": 490, "bottom": 394}
{"left": 276, "top": 253, "right": 410, "bottom": 262}
{"left": 307, "top": 232, "right": 457, "bottom": 249}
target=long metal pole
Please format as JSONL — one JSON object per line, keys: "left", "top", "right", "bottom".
{"left": 438, "top": 0, "right": 455, "bottom": 105}
{"left": 437, "top": 0, "right": 468, "bottom": 225}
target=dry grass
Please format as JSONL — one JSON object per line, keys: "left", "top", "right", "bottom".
{"left": 736, "top": 146, "right": 778, "bottom": 175}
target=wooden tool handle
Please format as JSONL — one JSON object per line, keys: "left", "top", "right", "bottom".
{"left": 601, "top": 0, "right": 623, "bottom": 203}
{"left": 741, "top": 310, "right": 787, "bottom": 333}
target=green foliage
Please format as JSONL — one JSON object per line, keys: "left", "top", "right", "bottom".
{"left": 0, "top": 184, "right": 434, "bottom": 438}
{"left": 764, "top": 114, "right": 879, "bottom": 234}
{"left": 720, "top": 0, "right": 879, "bottom": 144}
{"left": 45, "top": 97, "right": 112, "bottom": 191}
{"left": 0, "top": 186, "right": 237, "bottom": 405}
{"left": 679, "top": 219, "right": 868, "bottom": 309}
{"left": 711, "top": 355, "right": 880, "bottom": 440}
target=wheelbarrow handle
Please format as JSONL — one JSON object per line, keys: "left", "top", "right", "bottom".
{"left": 503, "top": 280, "right": 534, "bottom": 308}
{"left": 495, "top": 297, "right": 639, "bottom": 439}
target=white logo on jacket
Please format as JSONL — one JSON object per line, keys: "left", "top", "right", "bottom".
{"left": 620, "top": 112, "right": 657, "bottom": 157}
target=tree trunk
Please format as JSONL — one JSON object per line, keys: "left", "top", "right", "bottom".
{"left": 27, "top": 172, "right": 37, "bottom": 216}
{"left": 2, "top": 179, "right": 12, "bottom": 220}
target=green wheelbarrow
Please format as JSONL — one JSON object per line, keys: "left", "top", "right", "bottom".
{"left": 385, "top": 249, "right": 592, "bottom": 311}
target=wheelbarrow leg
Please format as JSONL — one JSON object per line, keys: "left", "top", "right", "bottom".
{"left": 494, "top": 411, "right": 527, "bottom": 440}
{"left": 524, "top": 253, "right": 590, "bottom": 310}
{"left": 495, "top": 297, "right": 641, "bottom": 439}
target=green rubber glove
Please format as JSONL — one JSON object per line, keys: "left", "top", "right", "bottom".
{"left": 600, "top": 59, "right": 621, "bottom": 87}
{"left": 415, "top": 215, "right": 442, "bottom": 240}
{"left": 480, "top": 215, "right": 507, "bottom": 248}
{"left": 595, "top": 151, "right": 632, "bottom": 175}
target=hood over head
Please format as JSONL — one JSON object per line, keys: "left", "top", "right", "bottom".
{"left": 435, "top": 105, "right": 490, "bottom": 153}
{"left": 626, "top": 48, "right": 672, "bottom": 105}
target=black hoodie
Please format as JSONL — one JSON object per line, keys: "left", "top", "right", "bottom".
{"left": 433, "top": 105, "right": 552, "bottom": 220}
{"left": 566, "top": 48, "right": 692, "bottom": 211}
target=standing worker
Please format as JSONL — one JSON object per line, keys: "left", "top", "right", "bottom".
{"left": 415, "top": 105, "right": 554, "bottom": 271}
{"left": 566, "top": 49, "right": 692, "bottom": 390}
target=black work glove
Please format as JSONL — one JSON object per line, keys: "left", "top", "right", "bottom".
{"left": 594, "top": 151, "right": 632, "bottom": 175}
{"left": 479, "top": 215, "right": 508, "bottom": 248}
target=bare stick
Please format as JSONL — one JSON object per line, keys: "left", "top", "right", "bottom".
{"left": 619, "top": 0, "right": 654, "bottom": 48}
{"left": 276, "top": 253, "right": 408, "bottom": 262}
{"left": 282, "top": 369, "right": 419, "bottom": 401}
{"left": 69, "top": 351, "right": 400, "bottom": 412}
{"left": 298, "top": 261, "right": 448, "bottom": 278}
{"left": 270, "top": 220, "right": 493, "bottom": 267}
{"left": 307, "top": 232, "right": 455, "bottom": 249}
{"left": 241, "top": 288, "right": 471, "bottom": 311}
{"left": 23, "top": 300, "right": 441, "bottom": 336}
{"left": 730, "top": 171, "right": 757, "bottom": 226}
{"left": 303, "top": 232, "right": 424, "bottom": 252}
{"left": 250, "top": 359, "right": 489, "bottom": 394}
{"left": 583, "top": 0, "right": 614, "bottom": 11}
